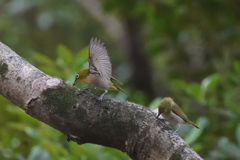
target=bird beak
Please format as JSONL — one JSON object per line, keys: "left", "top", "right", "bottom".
{"left": 73, "top": 79, "right": 77, "bottom": 86}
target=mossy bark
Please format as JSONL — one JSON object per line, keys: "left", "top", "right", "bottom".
{"left": 0, "top": 42, "right": 202, "bottom": 160}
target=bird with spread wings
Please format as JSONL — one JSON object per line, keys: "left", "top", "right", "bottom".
{"left": 73, "top": 37, "right": 128, "bottom": 100}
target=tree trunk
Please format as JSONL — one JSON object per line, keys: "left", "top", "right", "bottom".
{"left": 0, "top": 42, "right": 202, "bottom": 160}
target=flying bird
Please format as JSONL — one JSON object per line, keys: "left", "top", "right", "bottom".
{"left": 73, "top": 38, "right": 128, "bottom": 100}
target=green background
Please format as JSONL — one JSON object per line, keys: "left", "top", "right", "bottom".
{"left": 1, "top": 0, "right": 240, "bottom": 159}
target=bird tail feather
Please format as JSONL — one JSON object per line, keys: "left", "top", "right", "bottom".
{"left": 110, "top": 80, "right": 129, "bottom": 95}
{"left": 186, "top": 121, "right": 200, "bottom": 129}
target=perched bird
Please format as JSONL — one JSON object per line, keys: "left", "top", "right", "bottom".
{"left": 73, "top": 37, "right": 128, "bottom": 100}
{"left": 156, "top": 97, "right": 199, "bottom": 134}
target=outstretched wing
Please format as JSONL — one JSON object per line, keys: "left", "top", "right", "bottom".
{"left": 88, "top": 38, "right": 112, "bottom": 82}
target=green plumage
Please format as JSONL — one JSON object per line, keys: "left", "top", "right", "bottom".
{"left": 172, "top": 103, "right": 199, "bottom": 128}
{"left": 156, "top": 97, "right": 199, "bottom": 129}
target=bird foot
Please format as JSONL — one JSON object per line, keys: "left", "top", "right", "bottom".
{"left": 66, "top": 133, "right": 83, "bottom": 145}
{"left": 161, "top": 119, "right": 167, "bottom": 123}
{"left": 98, "top": 90, "right": 107, "bottom": 101}
{"left": 98, "top": 95, "right": 104, "bottom": 101}
{"left": 171, "top": 131, "right": 178, "bottom": 135}
{"left": 156, "top": 115, "right": 166, "bottom": 123}
{"left": 82, "top": 88, "right": 91, "bottom": 91}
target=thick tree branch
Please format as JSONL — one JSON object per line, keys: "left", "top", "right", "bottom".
{"left": 0, "top": 42, "right": 202, "bottom": 160}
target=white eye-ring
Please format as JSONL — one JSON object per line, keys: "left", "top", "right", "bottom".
{"left": 76, "top": 74, "right": 80, "bottom": 78}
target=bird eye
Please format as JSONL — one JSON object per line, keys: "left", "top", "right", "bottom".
{"left": 76, "top": 74, "right": 79, "bottom": 79}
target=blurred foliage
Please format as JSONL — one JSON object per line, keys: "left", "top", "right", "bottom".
{"left": 1, "top": 0, "right": 240, "bottom": 159}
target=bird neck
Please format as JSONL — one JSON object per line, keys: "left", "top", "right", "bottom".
{"left": 77, "top": 68, "right": 89, "bottom": 83}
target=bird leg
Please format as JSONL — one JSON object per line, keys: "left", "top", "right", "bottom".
{"left": 98, "top": 90, "right": 108, "bottom": 100}
{"left": 172, "top": 124, "right": 180, "bottom": 135}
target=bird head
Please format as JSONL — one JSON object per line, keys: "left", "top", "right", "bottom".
{"left": 73, "top": 69, "right": 89, "bottom": 86}
{"left": 158, "top": 97, "right": 173, "bottom": 114}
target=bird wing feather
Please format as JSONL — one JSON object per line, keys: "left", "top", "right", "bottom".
{"left": 110, "top": 77, "right": 123, "bottom": 85}
{"left": 171, "top": 102, "right": 191, "bottom": 123}
{"left": 88, "top": 38, "right": 112, "bottom": 82}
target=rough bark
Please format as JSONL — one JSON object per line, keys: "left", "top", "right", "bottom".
{"left": 0, "top": 42, "right": 202, "bottom": 160}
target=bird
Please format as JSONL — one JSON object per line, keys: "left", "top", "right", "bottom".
{"left": 73, "top": 37, "right": 128, "bottom": 100}
{"left": 156, "top": 97, "right": 199, "bottom": 134}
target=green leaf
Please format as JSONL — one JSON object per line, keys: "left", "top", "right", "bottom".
{"left": 73, "top": 47, "right": 89, "bottom": 72}
{"left": 27, "top": 146, "right": 52, "bottom": 160}
{"left": 171, "top": 79, "right": 187, "bottom": 90}
{"left": 38, "top": 66, "right": 61, "bottom": 78}
{"left": 201, "top": 73, "right": 221, "bottom": 93}
{"left": 172, "top": 80, "right": 201, "bottom": 99}
{"left": 8, "top": 122, "right": 28, "bottom": 131}
{"left": 184, "top": 117, "right": 208, "bottom": 145}
{"left": 25, "top": 127, "right": 40, "bottom": 139}
{"left": 76, "top": 46, "right": 89, "bottom": 59}
{"left": 236, "top": 124, "right": 240, "bottom": 147}
{"left": 69, "top": 143, "right": 96, "bottom": 159}
{"left": 233, "top": 61, "right": 240, "bottom": 73}
{"left": 57, "top": 44, "right": 72, "bottom": 66}
{"left": 32, "top": 53, "right": 53, "bottom": 65}
{"left": 148, "top": 97, "right": 162, "bottom": 109}
{"left": 186, "top": 83, "right": 200, "bottom": 99}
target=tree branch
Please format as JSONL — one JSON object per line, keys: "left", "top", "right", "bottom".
{"left": 0, "top": 42, "right": 202, "bottom": 160}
